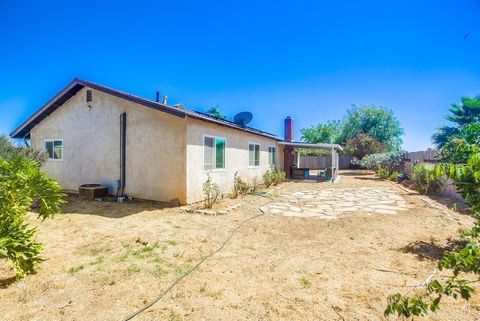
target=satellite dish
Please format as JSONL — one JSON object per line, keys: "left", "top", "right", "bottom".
{"left": 233, "top": 111, "right": 253, "bottom": 128}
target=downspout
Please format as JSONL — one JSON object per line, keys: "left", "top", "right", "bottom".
{"left": 120, "top": 112, "right": 126, "bottom": 196}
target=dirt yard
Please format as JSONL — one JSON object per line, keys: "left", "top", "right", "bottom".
{"left": 1, "top": 171, "right": 478, "bottom": 320}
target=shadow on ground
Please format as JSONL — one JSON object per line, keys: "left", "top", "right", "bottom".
{"left": 340, "top": 170, "right": 372, "bottom": 176}
{"left": 0, "top": 275, "right": 17, "bottom": 289}
{"left": 57, "top": 194, "right": 170, "bottom": 218}
{"left": 400, "top": 239, "right": 468, "bottom": 261}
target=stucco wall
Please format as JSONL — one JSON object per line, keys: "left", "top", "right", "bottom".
{"left": 185, "top": 117, "right": 282, "bottom": 203}
{"left": 30, "top": 87, "right": 187, "bottom": 203}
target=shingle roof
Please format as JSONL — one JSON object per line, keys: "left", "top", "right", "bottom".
{"left": 10, "top": 78, "right": 280, "bottom": 141}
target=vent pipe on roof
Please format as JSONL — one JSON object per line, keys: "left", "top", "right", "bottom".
{"left": 162, "top": 96, "right": 168, "bottom": 105}
{"left": 155, "top": 91, "right": 160, "bottom": 102}
{"left": 284, "top": 116, "right": 294, "bottom": 142}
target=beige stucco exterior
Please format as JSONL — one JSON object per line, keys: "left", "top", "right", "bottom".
{"left": 29, "top": 86, "right": 282, "bottom": 204}
{"left": 31, "top": 87, "right": 188, "bottom": 203}
{"left": 185, "top": 118, "right": 282, "bottom": 203}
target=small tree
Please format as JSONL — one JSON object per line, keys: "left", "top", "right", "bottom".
{"left": 232, "top": 172, "right": 249, "bottom": 198}
{"left": 202, "top": 174, "right": 220, "bottom": 209}
{"left": 0, "top": 156, "right": 64, "bottom": 278}
{"left": 344, "top": 134, "right": 385, "bottom": 159}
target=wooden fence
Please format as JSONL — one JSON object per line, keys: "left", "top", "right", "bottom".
{"left": 299, "top": 155, "right": 354, "bottom": 169}
{"left": 403, "top": 149, "right": 438, "bottom": 163}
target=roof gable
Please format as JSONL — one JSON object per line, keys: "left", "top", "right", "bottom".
{"left": 10, "top": 78, "right": 280, "bottom": 141}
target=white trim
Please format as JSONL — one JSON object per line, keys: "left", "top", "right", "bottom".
{"left": 43, "top": 138, "right": 63, "bottom": 161}
{"left": 278, "top": 141, "right": 343, "bottom": 151}
{"left": 268, "top": 145, "right": 277, "bottom": 166}
{"left": 248, "top": 142, "right": 261, "bottom": 168}
{"left": 202, "top": 134, "right": 227, "bottom": 172}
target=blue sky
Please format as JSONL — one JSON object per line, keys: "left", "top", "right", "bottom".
{"left": 1, "top": 1, "right": 479, "bottom": 151}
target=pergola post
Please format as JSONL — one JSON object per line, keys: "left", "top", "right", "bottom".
{"left": 331, "top": 147, "right": 335, "bottom": 182}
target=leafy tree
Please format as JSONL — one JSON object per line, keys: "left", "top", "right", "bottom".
{"left": 337, "top": 105, "right": 404, "bottom": 151}
{"left": 300, "top": 120, "right": 341, "bottom": 144}
{"left": 432, "top": 96, "right": 480, "bottom": 148}
{"left": 344, "top": 134, "right": 385, "bottom": 159}
{"left": 438, "top": 123, "right": 480, "bottom": 164}
{"left": 206, "top": 106, "right": 227, "bottom": 120}
{"left": 0, "top": 135, "right": 47, "bottom": 164}
{"left": 0, "top": 157, "right": 64, "bottom": 278}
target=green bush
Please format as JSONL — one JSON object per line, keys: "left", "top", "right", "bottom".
{"left": 263, "top": 167, "right": 286, "bottom": 187}
{"left": 411, "top": 163, "right": 441, "bottom": 195}
{"left": 0, "top": 157, "right": 64, "bottom": 278}
{"left": 389, "top": 171, "right": 400, "bottom": 182}
{"left": 376, "top": 167, "right": 390, "bottom": 180}
{"left": 359, "top": 151, "right": 403, "bottom": 172}
{"left": 202, "top": 174, "right": 220, "bottom": 209}
{"left": 273, "top": 170, "right": 286, "bottom": 185}
{"left": 263, "top": 169, "right": 275, "bottom": 188}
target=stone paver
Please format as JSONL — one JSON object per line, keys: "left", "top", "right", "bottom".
{"left": 260, "top": 187, "right": 410, "bottom": 219}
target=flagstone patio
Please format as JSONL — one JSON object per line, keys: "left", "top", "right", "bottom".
{"left": 260, "top": 187, "right": 411, "bottom": 219}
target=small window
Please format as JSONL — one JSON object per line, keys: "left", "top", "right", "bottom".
{"left": 268, "top": 146, "right": 276, "bottom": 165}
{"left": 204, "top": 136, "right": 225, "bottom": 171}
{"left": 249, "top": 143, "right": 260, "bottom": 167}
{"left": 44, "top": 139, "right": 63, "bottom": 160}
{"left": 86, "top": 89, "right": 92, "bottom": 102}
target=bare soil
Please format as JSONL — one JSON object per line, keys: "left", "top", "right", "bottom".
{"left": 1, "top": 171, "right": 478, "bottom": 321}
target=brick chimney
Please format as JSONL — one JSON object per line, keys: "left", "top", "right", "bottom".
{"left": 284, "top": 116, "right": 294, "bottom": 142}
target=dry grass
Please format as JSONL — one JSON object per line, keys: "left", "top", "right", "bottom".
{"left": 1, "top": 171, "right": 479, "bottom": 320}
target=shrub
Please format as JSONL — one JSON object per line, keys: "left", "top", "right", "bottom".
{"left": 202, "top": 174, "right": 220, "bottom": 209}
{"left": 359, "top": 151, "right": 403, "bottom": 172}
{"left": 250, "top": 177, "right": 259, "bottom": 192}
{"left": 0, "top": 156, "right": 64, "bottom": 278}
{"left": 263, "top": 169, "right": 275, "bottom": 188}
{"left": 376, "top": 167, "right": 390, "bottom": 180}
{"left": 232, "top": 172, "right": 249, "bottom": 198}
{"left": 273, "top": 170, "right": 286, "bottom": 185}
{"left": 411, "top": 163, "right": 440, "bottom": 195}
{"left": 389, "top": 171, "right": 400, "bottom": 182}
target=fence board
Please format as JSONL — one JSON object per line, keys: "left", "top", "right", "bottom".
{"left": 299, "top": 156, "right": 353, "bottom": 169}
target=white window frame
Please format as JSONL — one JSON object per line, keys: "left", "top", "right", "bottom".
{"left": 44, "top": 139, "right": 63, "bottom": 161}
{"left": 203, "top": 134, "right": 226, "bottom": 172}
{"left": 248, "top": 142, "right": 261, "bottom": 168}
{"left": 268, "top": 145, "right": 277, "bottom": 166}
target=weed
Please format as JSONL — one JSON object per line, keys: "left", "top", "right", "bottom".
{"left": 150, "top": 265, "right": 166, "bottom": 278}
{"left": 199, "top": 283, "right": 207, "bottom": 293}
{"left": 126, "top": 264, "right": 141, "bottom": 275}
{"left": 207, "top": 289, "right": 224, "bottom": 299}
{"left": 86, "top": 245, "right": 110, "bottom": 256}
{"left": 168, "top": 311, "right": 182, "bottom": 321}
{"left": 89, "top": 257, "right": 104, "bottom": 266}
{"left": 300, "top": 276, "right": 311, "bottom": 288}
{"left": 17, "top": 284, "right": 28, "bottom": 302}
{"left": 67, "top": 264, "right": 85, "bottom": 276}
{"left": 165, "top": 239, "right": 178, "bottom": 246}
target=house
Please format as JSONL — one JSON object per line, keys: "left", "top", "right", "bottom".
{"left": 10, "top": 78, "right": 342, "bottom": 204}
